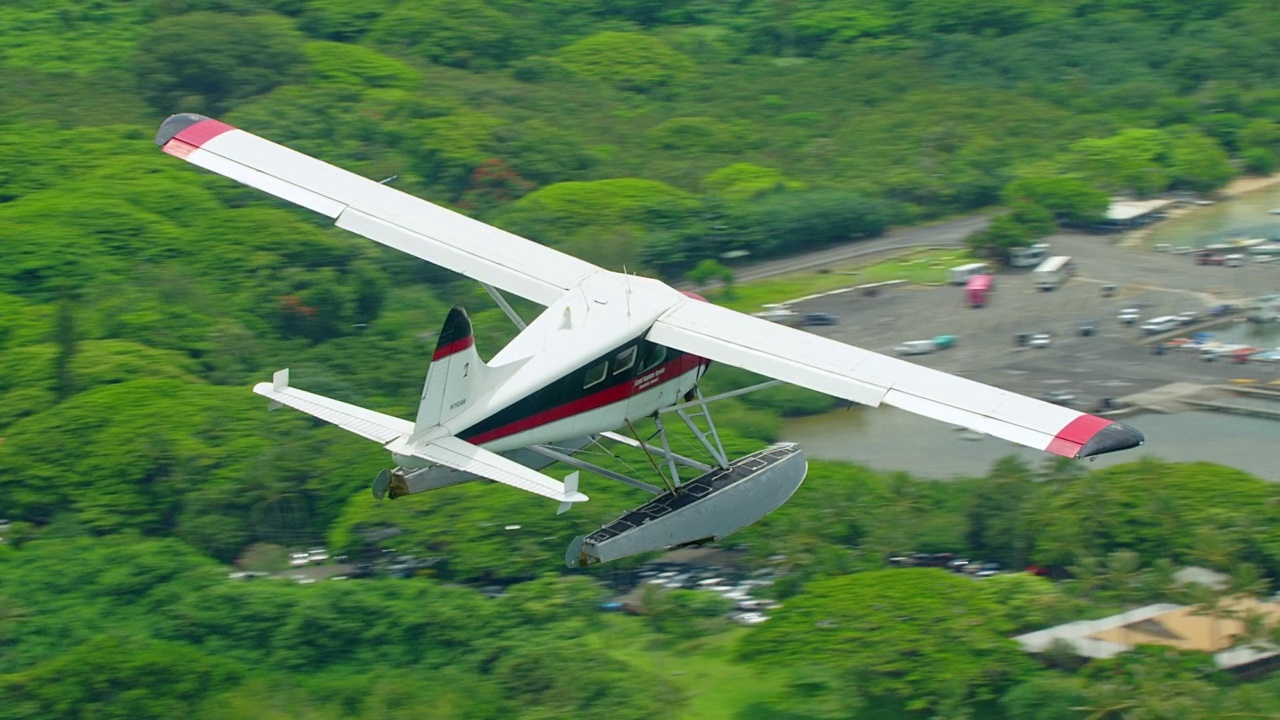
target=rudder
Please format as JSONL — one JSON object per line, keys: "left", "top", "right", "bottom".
{"left": 415, "top": 306, "right": 485, "bottom": 433}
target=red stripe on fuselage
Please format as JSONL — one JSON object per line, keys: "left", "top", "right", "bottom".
{"left": 1044, "top": 414, "right": 1112, "bottom": 458}
{"left": 433, "top": 335, "right": 474, "bottom": 361}
{"left": 464, "top": 352, "right": 706, "bottom": 446}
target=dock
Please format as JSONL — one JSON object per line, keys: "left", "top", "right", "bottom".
{"left": 1183, "top": 398, "right": 1280, "bottom": 420}
{"left": 1115, "top": 382, "right": 1280, "bottom": 420}
{"left": 1116, "top": 382, "right": 1218, "bottom": 414}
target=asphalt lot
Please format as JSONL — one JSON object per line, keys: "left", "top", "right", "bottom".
{"left": 786, "top": 233, "right": 1280, "bottom": 409}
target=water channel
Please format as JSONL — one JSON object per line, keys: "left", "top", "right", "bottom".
{"left": 783, "top": 187, "right": 1280, "bottom": 481}
{"left": 1152, "top": 184, "right": 1280, "bottom": 248}
{"left": 782, "top": 406, "right": 1279, "bottom": 482}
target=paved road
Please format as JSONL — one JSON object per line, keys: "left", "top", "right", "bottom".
{"left": 727, "top": 214, "right": 992, "bottom": 283}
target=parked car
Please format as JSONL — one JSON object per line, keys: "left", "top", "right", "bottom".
{"left": 975, "top": 562, "right": 1003, "bottom": 578}
{"left": 1041, "top": 390, "right": 1076, "bottom": 405}
{"left": 1118, "top": 308, "right": 1141, "bottom": 324}
{"left": 802, "top": 312, "right": 840, "bottom": 326}
{"left": 1078, "top": 321, "right": 1096, "bottom": 336}
{"left": 1029, "top": 333, "right": 1052, "bottom": 348}
{"left": 1177, "top": 311, "right": 1200, "bottom": 325}
{"left": 1140, "top": 316, "right": 1181, "bottom": 334}
{"left": 895, "top": 339, "right": 937, "bottom": 356}
{"left": 1224, "top": 254, "right": 1246, "bottom": 267}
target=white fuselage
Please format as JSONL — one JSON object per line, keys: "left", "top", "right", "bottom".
{"left": 392, "top": 273, "right": 708, "bottom": 468}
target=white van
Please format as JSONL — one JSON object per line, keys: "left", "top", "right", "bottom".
{"left": 895, "top": 340, "right": 937, "bottom": 356}
{"left": 948, "top": 263, "right": 990, "bottom": 285}
{"left": 1140, "top": 316, "right": 1181, "bottom": 334}
{"left": 1033, "top": 256, "right": 1075, "bottom": 291}
{"left": 751, "top": 308, "right": 801, "bottom": 326}
{"left": 1009, "top": 243, "right": 1050, "bottom": 268}
{"left": 1224, "top": 254, "right": 1245, "bottom": 267}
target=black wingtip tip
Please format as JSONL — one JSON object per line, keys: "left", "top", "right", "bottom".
{"left": 155, "top": 113, "right": 211, "bottom": 146}
{"left": 1078, "top": 421, "right": 1145, "bottom": 459}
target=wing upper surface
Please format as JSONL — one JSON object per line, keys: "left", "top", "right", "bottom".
{"left": 648, "top": 300, "right": 1144, "bottom": 459}
{"left": 156, "top": 113, "right": 602, "bottom": 305}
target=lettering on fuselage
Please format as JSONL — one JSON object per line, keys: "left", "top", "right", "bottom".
{"left": 450, "top": 399, "right": 467, "bottom": 410}
{"left": 633, "top": 366, "right": 667, "bottom": 392}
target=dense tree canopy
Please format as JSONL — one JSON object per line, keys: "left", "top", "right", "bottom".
{"left": 3, "top": 0, "right": 1280, "bottom": 716}
{"left": 740, "top": 569, "right": 1035, "bottom": 713}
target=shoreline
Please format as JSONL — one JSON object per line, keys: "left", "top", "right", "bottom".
{"left": 1218, "top": 171, "right": 1280, "bottom": 198}
{"left": 1120, "top": 171, "right": 1280, "bottom": 248}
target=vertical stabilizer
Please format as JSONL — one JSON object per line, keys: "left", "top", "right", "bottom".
{"left": 415, "top": 306, "right": 485, "bottom": 433}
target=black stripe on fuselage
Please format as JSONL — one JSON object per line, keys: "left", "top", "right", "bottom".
{"left": 457, "top": 338, "right": 690, "bottom": 442}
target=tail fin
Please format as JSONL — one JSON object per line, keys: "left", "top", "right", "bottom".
{"left": 415, "top": 306, "right": 485, "bottom": 433}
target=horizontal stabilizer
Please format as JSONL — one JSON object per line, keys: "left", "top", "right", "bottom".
{"left": 394, "top": 435, "right": 589, "bottom": 505}
{"left": 253, "top": 372, "right": 412, "bottom": 445}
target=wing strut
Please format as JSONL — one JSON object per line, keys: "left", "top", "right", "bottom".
{"left": 527, "top": 444, "right": 664, "bottom": 495}
{"left": 481, "top": 282, "right": 527, "bottom": 330}
{"left": 672, "top": 387, "right": 730, "bottom": 469}
{"left": 626, "top": 418, "right": 678, "bottom": 494}
{"left": 657, "top": 380, "right": 783, "bottom": 414}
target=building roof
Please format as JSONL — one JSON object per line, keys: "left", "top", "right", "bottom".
{"left": 1014, "top": 598, "right": 1280, "bottom": 670}
{"left": 1173, "top": 566, "right": 1230, "bottom": 590}
{"left": 1015, "top": 604, "right": 1180, "bottom": 659}
{"left": 1106, "top": 198, "right": 1177, "bottom": 221}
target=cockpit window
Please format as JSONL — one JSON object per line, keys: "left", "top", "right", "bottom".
{"left": 613, "top": 346, "right": 637, "bottom": 374}
{"left": 639, "top": 344, "right": 666, "bottom": 372}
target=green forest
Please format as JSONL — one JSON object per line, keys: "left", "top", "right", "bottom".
{"left": 4, "top": 0, "right": 1280, "bottom": 717}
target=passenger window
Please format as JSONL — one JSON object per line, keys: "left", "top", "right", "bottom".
{"left": 639, "top": 344, "right": 666, "bottom": 372}
{"left": 613, "top": 346, "right": 637, "bottom": 374}
{"left": 583, "top": 361, "right": 607, "bottom": 388}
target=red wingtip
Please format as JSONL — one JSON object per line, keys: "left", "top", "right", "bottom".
{"left": 174, "top": 118, "right": 235, "bottom": 149}
{"left": 156, "top": 114, "right": 236, "bottom": 159}
{"left": 1046, "top": 414, "right": 1144, "bottom": 459}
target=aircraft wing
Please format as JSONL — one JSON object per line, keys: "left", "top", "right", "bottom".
{"left": 155, "top": 114, "right": 602, "bottom": 306}
{"left": 396, "top": 435, "right": 589, "bottom": 506}
{"left": 252, "top": 369, "right": 413, "bottom": 444}
{"left": 647, "top": 300, "right": 1144, "bottom": 459}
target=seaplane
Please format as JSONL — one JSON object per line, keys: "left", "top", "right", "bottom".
{"left": 155, "top": 114, "right": 1144, "bottom": 566}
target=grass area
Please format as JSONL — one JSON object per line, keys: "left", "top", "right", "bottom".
{"left": 709, "top": 248, "right": 977, "bottom": 312}
{"left": 587, "top": 614, "right": 789, "bottom": 719}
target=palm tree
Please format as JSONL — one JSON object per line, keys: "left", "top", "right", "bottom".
{"left": 1102, "top": 550, "right": 1146, "bottom": 606}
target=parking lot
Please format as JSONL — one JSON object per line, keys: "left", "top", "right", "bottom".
{"left": 787, "top": 233, "right": 1280, "bottom": 409}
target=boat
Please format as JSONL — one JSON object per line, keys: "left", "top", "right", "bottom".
{"left": 1247, "top": 296, "right": 1280, "bottom": 323}
{"left": 1206, "top": 237, "right": 1267, "bottom": 251}
{"left": 1247, "top": 239, "right": 1280, "bottom": 255}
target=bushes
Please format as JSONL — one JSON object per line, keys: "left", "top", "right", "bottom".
{"left": 733, "top": 190, "right": 888, "bottom": 258}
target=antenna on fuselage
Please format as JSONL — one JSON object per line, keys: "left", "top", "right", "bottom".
{"left": 622, "top": 265, "right": 632, "bottom": 318}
